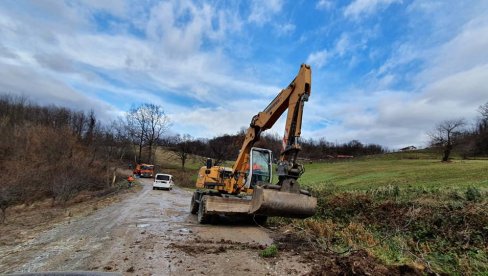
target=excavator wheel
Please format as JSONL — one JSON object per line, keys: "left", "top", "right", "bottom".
{"left": 251, "top": 215, "right": 268, "bottom": 225}
{"left": 190, "top": 192, "right": 199, "bottom": 214}
{"left": 197, "top": 195, "right": 213, "bottom": 224}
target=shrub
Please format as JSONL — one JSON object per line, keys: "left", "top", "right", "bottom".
{"left": 259, "top": 244, "right": 278, "bottom": 258}
{"left": 465, "top": 187, "right": 481, "bottom": 202}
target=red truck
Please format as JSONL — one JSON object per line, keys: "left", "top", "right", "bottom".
{"left": 133, "top": 163, "right": 154, "bottom": 178}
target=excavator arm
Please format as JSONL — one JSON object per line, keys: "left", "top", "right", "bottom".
{"left": 232, "top": 64, "right": 312, "bottom": 190}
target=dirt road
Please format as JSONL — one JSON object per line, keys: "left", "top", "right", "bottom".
{"left": 0, "top": 179, "right": 311, "bottom": 275}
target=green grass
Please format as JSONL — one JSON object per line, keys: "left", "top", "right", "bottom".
{"left": 259, "top": 244, "right": 278, "bottom": 258}
{"left": 289, "top": 155, "right": 488, "bottom": 275}
{"left": 300, "top": 159, "right": 488, "bottom": 192}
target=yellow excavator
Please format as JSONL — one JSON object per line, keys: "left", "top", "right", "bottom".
{"left": 190, "top": 64, "right": 317, "bottom": 224}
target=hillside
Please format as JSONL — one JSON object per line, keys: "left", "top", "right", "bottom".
{"left": 290, "top": 153, "right": 488, "bottom": 274}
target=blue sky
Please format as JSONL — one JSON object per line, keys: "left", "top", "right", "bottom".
{"left": 1, "top": 0, "right": 487, "bottom": 149}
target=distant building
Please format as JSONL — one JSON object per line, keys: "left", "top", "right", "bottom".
{"left": 399, "top": 146, "right": 417, "bottom": 152}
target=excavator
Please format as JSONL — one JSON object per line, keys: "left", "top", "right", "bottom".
{"left": 190, "top": 64, "right": 317, "bottom": 223}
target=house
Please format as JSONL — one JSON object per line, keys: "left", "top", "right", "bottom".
{"left": 400, "top": 146, "right": 417, "bottom": 152}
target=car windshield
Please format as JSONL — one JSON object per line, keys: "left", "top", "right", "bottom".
{"left": 156, "top": 175, "right": 170, "bottom": 181}
{"left": 142, "top": 165, "right": 153, "bottom": 170}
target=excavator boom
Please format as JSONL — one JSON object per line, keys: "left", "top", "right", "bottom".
{"left": 191, "top": 64, "right": 317, "bottom": 223}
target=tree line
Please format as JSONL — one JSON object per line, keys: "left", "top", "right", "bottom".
{"left": 0, "top": 94, "right": 386, "bottom": 221}
{"left": 161, "top": 131, "right": 387, "bottom": 170}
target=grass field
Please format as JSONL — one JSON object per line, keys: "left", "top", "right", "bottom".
{"left": 301, "top": 159, "right": 488, "bottom": 191}
{"left": 289, "top": 155, "right": 488, "bottom": 275}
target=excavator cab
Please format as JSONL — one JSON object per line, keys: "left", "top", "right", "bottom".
{"left": 245, "top": 148, "right": 273, "bottom": 189}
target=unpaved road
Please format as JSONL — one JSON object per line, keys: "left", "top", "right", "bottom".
{"left": 0, "top": 179, "right": 311, "bottom": 275}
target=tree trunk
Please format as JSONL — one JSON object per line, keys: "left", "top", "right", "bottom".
{"left": 442, "top": 144, "right": 452, "bottom": 162}
{"left": 138, "top": 142, "right": 143, "bottom": 163}
{"left": 148, "top": 142, "right": 153, "bottom": 164}
{"left": 181, "top": 154, "right": 186, "bottom": 171}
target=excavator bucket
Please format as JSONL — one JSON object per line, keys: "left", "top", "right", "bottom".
{"left": 249, "top": 186, "right": 317, "bottom": 218}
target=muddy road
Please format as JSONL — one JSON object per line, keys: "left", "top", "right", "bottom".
{"left": 0, "top": 179, "right": 312, "bottom": 275}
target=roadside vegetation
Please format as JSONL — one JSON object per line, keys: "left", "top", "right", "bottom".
{"left": 0, "top": 96, "right": 136, "bottom": 223}
{"left": 273, "top": 154, "right": 488, "bottom": 275}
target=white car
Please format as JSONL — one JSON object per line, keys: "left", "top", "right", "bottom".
{"left": 153, "top": 173, "right": 174, "bottom": 190}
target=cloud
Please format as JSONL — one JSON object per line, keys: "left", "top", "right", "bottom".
{"left": 344, "top": 0, "right": 401, "bottom": 19}
{"left": 0, "top": 43, "right": 17, "bottom": 58}
{"left": 419, "top": 22, "right": 488, "bottom": 83}
{"left": 303, "top": 3, "right": 488, "bottom": 149}
{"left": 274, "top": 22, "right": 295, "bottom": 36}
{"left": 0, "top": 63, "right": 117, "bottom": 122}
{"left": 306, "top": 50, "right": 329, "bottom": 69}
{"left": 316, "top": 0, "right": 333, "bottom": 10}
{"left": 248, "top": 0, "right": 283, "bottom": 25}
{"left": 334, "top": 33, "right": 350, "bottom": 57}
{"left": 0, "top": 0, "right": 284, "bottom": 130}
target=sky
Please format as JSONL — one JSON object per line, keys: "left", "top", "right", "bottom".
{"left": 0, "top": 0, "right": 487, "bottom": 149}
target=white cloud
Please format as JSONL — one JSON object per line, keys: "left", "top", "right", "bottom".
{"left": 306, "top": 50, "right": 329, "bottom": 69}
{"left": 334, "top": 33, "right": 350, "bottom": 57}
{"left": 419, "top": 23, "right": 488, "bottom": 83}
{"left": 302, "top": 2, "right": 488, "bottom": 149}
{"left": 78, "top": 0, "right": 127, "bottom": 17}
{"left": 248, "top": 0, "right": 283, "bottom": 25}
{"left": 274, "top": 22, "right": 295, "bottom": 36}
{"left": 316, "top": 0, "right": 333, "bottom": 10}
{"left": 0, "top": 63, "right": 117, "bottom": 122}
{"left": 344, "top": 0, "right": 401, "bottom": 19}
{"left": 0, "top": 0, "right": 284, "bottom": 123}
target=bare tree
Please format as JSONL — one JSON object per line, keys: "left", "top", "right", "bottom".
{"left": 110, "top": 118, "right": 135, "bottom": 160}
{"left": 479, "top": 102, "right": 488, "bottom": 120}
{"left": 208, "top": 134, "right": 240, "bottom": 165}
{"left": 126, "top": 104, "right": 169, "bottom": 164}
{"left": 144, "top": 104, "right": 170, "bottom": 164}
{"left": 126, "top": 105, "right": 149, "bottom": 163}
{"left": 474, "top": 102, "right": 488, "bottom": 155}
{"left": 429, "top": 119, "right": 466, "bottom": 162}
{"left": 173, "top": 134, "right": 194, "bottom": 170}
